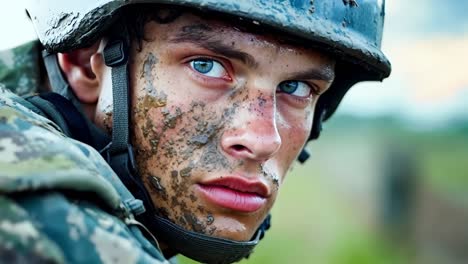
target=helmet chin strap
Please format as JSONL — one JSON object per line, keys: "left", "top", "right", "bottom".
{"left": 100, "top": 23, "right": 270, "bottom": 264}
{"left": 146, "top": 215, "right": 270, "bottom": 264}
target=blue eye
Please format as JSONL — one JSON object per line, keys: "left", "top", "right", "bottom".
{"left": 277, "top": 81, "right": 311, "bottom": 97}
{"left": 189, "top": 59, "right": 227, "bottom": 78}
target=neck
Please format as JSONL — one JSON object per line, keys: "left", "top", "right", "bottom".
{"left": 81, "top": 102, "right": 96, "bottom": 122}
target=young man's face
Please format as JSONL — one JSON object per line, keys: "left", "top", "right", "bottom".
{"left": 96, "top": 12, "right": 335, "bottom": 242}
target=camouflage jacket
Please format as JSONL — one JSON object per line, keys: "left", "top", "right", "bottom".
{"left": 0, "top": 41, "right": 47, "bottom": 96}
{"left": 0, "top": 43, "right": 169, "bottom": 263}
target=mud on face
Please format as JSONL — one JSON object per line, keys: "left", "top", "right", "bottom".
{"left": 132, "top": 52, "right": 267, "bottom": 236}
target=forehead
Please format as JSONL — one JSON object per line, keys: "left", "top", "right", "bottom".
{"left": 143, "top": 12, "right": 335, "bottom": 66}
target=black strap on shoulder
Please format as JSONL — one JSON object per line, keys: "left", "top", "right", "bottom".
{"left": 103, "top": 38, "right": 131, "bottom": 155}
{"left": 39, "top": 92, "right": 93, "bottom": 145}
{"left": 101, "top": 25, "right": 149, "bottom": 217}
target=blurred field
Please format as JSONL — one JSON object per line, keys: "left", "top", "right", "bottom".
{"left": 179, "top": 115, "right": 468, "bottom": 264}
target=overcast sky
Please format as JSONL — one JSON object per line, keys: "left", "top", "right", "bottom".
{"left": 337, "top": 0, "right": 468, "bottom": 125}
{"left": 1, "top": 0, "right": 467, "bottom": 125}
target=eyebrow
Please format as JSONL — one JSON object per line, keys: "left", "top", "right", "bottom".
{"left": 170, "top": 24, "right": 335, "bottom": 82}
{"left": 170, "top": 26, "right": 259, "bottom": 68}
{"left": 288, "top": 68, "right": 335, "bottom": 83}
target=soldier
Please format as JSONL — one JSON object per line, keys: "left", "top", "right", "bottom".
{"left": 0, "top": 1, "right": 391, "bottom": 263}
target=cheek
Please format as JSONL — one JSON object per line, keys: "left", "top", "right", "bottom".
{"left": 277, "top": 109, "right": 313, "bottom": 169}
{"left": 94, "top": 108, "right": 113, "bottom": 135}
{"left": 93, "top": 80, "right": 114, "bottom": 134}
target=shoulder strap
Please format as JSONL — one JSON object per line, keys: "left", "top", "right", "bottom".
{"left": 40, "top": 92, "right": 92, "bottom": 145}
{"left": 101, "top": 24, "right": 149, "bottom": 217}
{"left": 26, "top": 92, "right": 93, "bottom": 146}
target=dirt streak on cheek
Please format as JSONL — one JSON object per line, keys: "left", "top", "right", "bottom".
{"left": 260, "top": 164, "right": 280, "bottom": 190}
{"left": 169, "top": 100, "right": 247, "bottom": 232}
{"left": 134, "top": 100, "right": 233, "bottom": 234}
{"left": 140, "top": 52, "right": 167, "bottom": 109}
{"left": 102, "top": 112, "right": 113, "bottom": 135}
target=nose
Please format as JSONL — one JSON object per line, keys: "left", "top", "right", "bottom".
{"left": 221, "top": 93, "right": 282, "bottom": 162}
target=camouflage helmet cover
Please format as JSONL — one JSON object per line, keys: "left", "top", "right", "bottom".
{"left": 26, "top": 0, "right": 391, "bottom": 122}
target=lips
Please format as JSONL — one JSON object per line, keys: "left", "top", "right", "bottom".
{"left": 197, "top": 176, "right": 270, "bottom": 213}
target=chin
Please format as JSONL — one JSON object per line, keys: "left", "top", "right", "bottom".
{"left": 207, "top": 215, "right": 259, "bottom": 242}
{"left": 212, "top": 229, "right": 253, "bottom": 242}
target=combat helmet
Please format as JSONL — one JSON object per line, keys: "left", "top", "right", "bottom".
{"left": 25, "top": 1, "right": 391, "bottom": 263}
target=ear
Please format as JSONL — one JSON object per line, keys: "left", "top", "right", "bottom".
{"left": 58, "top": 41, "right": 105, "bottom": 104}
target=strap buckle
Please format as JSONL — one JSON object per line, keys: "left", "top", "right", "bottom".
{"left": 298, "top": 150, "right": 311, "bottom": 164}
{"left": 101, "top": 143, "right": 138, "bottom": 176}
{"left": 103, "top": 39, "right": 129, "bottom": 67}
